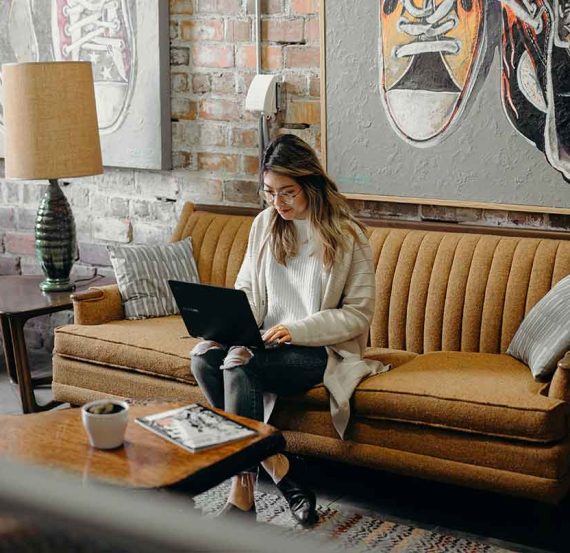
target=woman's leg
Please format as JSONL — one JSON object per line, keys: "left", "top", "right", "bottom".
{"left": 253, "top": 345, "right": 327, "bottom": 524}
{"left": 192, "top": 344, "right": 257, "bottom": 515}
{"left": 191, "top": 346, "right": 259, "bottom": 515}
{"left": 217, "top": 345, "right": 326, "bottom": 519}
{"left": 259, "top": 346, "right": 327, "bottom": 482}
{"left": 190, "top": 343, "right": 227, "bottom": 409}
{"left": 252, "top": 345, "right": 327, "bottom": 397}
{"left": 217, "top": 348, "right": 263, "bottom": 513}
{"left": 222, "top": 347, "right": 264, "bottom": 422}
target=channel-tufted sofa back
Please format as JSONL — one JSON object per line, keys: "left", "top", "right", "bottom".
{"left": 172, "top": 203, "right": 570, "bottom": 355}
{"left": 368, "top": 229, "right": 570, "bottom": 354}
{"left": 171, "top": 203, "right": 253, "bottom": 288}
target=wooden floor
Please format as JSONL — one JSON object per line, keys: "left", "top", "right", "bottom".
{"left": 0, "top": 353, "right": 567, "bottom": 553}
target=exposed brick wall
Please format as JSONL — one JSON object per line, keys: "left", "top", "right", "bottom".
{"left": 0, "top": 0, "right": 321, "bottom": 352}
{"left": 0, "top": 0, "right": 568, "bottom": 355}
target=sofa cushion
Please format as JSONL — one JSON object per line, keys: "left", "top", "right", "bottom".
{"left": 507, "top": 274, "right": 570, "bottom": 380}
{"left": 353, "top": 352, "right": 567, "bottom": 443}
{"left": 55, "top": 316, "right": 199, "bottom": 384}
{"left": 108, "top": 239, "right": 199, "bottom": 320}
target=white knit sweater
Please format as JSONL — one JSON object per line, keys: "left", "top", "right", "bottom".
{"left": 234, "top": 207, "right": 388, "bottom": 438}
{"left": 263, "top": 219, "right": 322, "bottom": 331}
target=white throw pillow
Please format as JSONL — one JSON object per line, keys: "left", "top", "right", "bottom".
{"left": 507, "top": 274, "right": 570, "bottom": 380}
{"left": 108, "top": 239, "right": 199, "bottom": 320}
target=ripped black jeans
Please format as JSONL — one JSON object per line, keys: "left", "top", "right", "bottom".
{"left": 190, "top": 342, "right": 327, "bottom": 422}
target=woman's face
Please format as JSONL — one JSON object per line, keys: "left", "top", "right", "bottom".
{"left": 263, "top": 171, "right": 308, "bottom": 220}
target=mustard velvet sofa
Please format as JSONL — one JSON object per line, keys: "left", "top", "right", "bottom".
{"left": 52, "top": 202, "right": 570, "bottom": 503}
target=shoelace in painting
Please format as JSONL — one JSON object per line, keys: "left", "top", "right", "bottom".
{"left": 389, "top": 0, "right": 461, "bottom": 58}
{"left": 62, "top": 0, "right": 126, "bottom": 77}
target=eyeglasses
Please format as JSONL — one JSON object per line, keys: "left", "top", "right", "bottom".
{"left": 262, "top": 189, "right": 302, "bottom": 205}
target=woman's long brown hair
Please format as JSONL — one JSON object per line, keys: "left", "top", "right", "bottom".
{"left": 260, "top": 134, "right": 365, "bottom": 269}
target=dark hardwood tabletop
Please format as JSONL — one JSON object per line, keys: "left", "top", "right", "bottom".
{"left": 0, "top": 275, "right": 115, "bottom": 316}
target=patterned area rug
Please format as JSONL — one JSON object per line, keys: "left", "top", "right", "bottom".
{"left": 194, "top": 483, "right": 515, "bottom": 553}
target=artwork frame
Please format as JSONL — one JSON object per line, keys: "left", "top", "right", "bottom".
{"left": 0, "top": 0, "right": 171, "bottom": 170}
{"left": 320, "top": 0, "right": 570, "bottom": 215}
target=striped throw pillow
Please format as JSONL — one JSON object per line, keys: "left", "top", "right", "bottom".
{"left": 507, "top": 274, "right": 570, "bottom": 380}
{"left": 108, "top": 239, "right": 199, "bottom": 320}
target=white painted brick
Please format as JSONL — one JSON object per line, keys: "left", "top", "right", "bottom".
{"left": 131, "top": 200, "right": 152, "bottom": 219}
{"left": 74, "top": 212, "right": 93, "bottom": 241}
{"left": 109, "top": 197, "right": 130, "bottom": 218}
{"left": 16, "top": 208, "right": 36, "bottom": 231}
{"left": 70, "top": 264, "right": 98, "bottom": 280}
{"left": 67, "top": 184, "right": 90, "bottom": 208}
{"left": 131, "top": 222, "right": 172, "bottom": 245}
{"left": 3, "top": 181, "right": 20, "bottom": 204}
{"left": 21, "top": 182, "right": 44, "bottom": 204}
{"left": 20, "top": 256, "right": 43, "bottom": 275}
{"left": 93, "top": 217, "right": 132, "bottom": 243}
{"left": 96, "top": 169, "right": 137, "bottom": 195}
{"left": 174, "top": 172, "right": 224, "bottom": 203}
{"left": 135, "top": 171, "right": 179, "bottom": 199}
{"left": 151, "top": 201, "right": 178, "bottom": 224}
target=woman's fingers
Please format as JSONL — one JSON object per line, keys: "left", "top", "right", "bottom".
{"left": 262, "top": 325, "right": 291, "bottom": 344}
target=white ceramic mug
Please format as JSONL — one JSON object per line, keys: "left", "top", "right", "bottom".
{"left": 81, "top": 399, "right": 129, "bottom": 450}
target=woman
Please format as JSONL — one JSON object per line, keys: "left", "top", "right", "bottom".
{"left": 191, "top": 134, "right": 386, "bottom": 524}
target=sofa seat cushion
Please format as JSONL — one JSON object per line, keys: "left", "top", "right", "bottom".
{"left": 55, "top": 316, "right": 199, "bottom": 384}
{"left": 354, "top": 352, "right": 567, "bottom": 443}
{"left": 282, "top": 348, "right": 420, "bottom": 409}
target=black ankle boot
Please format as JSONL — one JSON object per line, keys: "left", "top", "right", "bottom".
{"left": 275, "top": 457, "right": 318, "bottom": 525}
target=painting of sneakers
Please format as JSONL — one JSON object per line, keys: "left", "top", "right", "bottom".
{"left": 500, "top": 0, "right": 570, "bottom": 180}
{"left": 379, "top": 0, "right": 487, "bottom": 146}
{"left": 545, "top": 0, "right": 570, "bottom": 179}
{"left": 0, "top": 0, "right": 170, "bottom": 170}
{"left": 0, "top": 0, "right": 39, "bottom": 132}
{"left": 52, "top": 0, "right": 136, "bottom": 135}
{"left": 499, "top": 1, "right": 552, "bottom": 153}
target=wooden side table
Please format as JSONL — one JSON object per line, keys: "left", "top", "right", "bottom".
{"left": 0, "top": 275, "right": 114, "bottom": 414}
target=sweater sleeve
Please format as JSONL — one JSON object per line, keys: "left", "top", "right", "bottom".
{"left": 234, "top": 217, "right": 257, "bottom": 308}
{"left": 286, "top": 233, "right": 376, "bottom": 347}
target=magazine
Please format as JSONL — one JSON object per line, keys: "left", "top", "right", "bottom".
{"left": 135, "top": 403, "right": 257, "bottom": 452}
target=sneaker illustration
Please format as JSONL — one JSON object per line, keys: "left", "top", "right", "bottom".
{"left": 545, "top": 0, "right": 570, "bottom": 179}
{"left": 499, "top": 0, "right": 552, "bottom": 152}
{"left": 51, "top": 0, "right": 136, "bottom": 134}
{"left": 379, "top": 0, "right": 487, "bottom": 146}
{"left": 0, "top": 0, "right": 39, "bottom": 132}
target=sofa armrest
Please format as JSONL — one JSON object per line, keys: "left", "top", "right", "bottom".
{"left": 71, "top": 284, "right": 124, "bottom": 325}
{"left": 548, "top": 352, "right": 570, "bottom": 402}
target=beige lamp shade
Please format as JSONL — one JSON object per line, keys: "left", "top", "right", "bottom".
{"left": 3, "top": 61, "right": 103, "bottom": 180}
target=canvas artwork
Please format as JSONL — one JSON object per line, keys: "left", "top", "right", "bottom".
{"left": 324, "top": 1, "right": 570, "bottom": 207}
{"left": 378, "top": 0, "right": 570, "bottom": 181}
{"left": 0, "top": 0, "right": 170, "bottom": 170}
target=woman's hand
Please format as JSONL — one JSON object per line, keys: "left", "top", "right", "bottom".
{"left": 262, "top": 324, "right": 292, "bottom": 346}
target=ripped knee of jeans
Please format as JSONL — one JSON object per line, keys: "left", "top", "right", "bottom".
{"left": 190, "top": 340, "right": 224, "bottom": 357}
{"left": 221, "top": 346, "right": 254, "bottom": 370}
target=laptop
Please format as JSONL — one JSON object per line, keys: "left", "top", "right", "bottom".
{"left": 168, "top": 280, "right": 266, "bottom": 349}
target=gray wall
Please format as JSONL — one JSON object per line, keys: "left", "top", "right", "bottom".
{"left": 325, "top": 1, "right": 570, "bottom": 208}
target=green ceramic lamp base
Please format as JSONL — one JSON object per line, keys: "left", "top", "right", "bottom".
{"left": 35, "top": 179, "right": 77, "bottom": 293}
{"left": 39, "top": 278, "right": 76, "bottom": 293}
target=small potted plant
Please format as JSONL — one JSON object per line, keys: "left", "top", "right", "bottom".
{"left": 81, "top": 399, "right": 129, "bottom": 449}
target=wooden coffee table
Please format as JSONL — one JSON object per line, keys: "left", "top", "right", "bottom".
{"left": 0, "top": 402, "right": 285, "bottom": 494}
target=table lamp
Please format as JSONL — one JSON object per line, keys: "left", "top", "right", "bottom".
{"left": 2, "top": 61, "right": 103, "bottom": 292}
